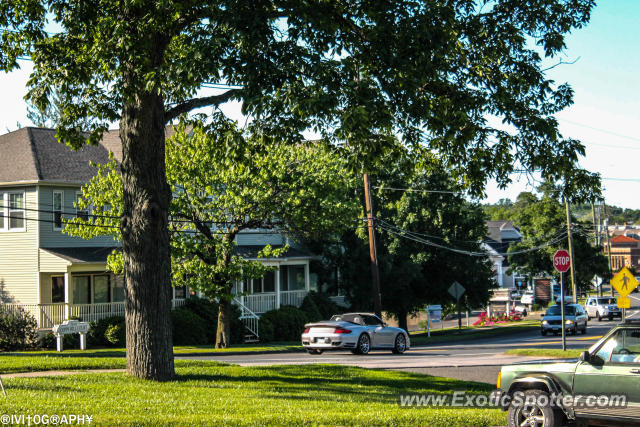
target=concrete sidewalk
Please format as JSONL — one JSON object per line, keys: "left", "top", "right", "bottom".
{"left": 2, "top": 369, "right": 125, "bottom": 379}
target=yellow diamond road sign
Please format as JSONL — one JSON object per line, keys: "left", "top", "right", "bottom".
{"left": 611, "top": 267, "right": 639, "bottom": 298}
{"left": 618, "top": 297, "right": 631, "bottom": 309}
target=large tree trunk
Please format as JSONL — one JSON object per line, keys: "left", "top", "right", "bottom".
{"left": 120, "top": 91, "right": 174, "bottom": 380}
{"left": 397, "top": 310, "right": 408, "bottom": 332}
{"left": 215, "top": 297, "right": 232, "bottom": 348}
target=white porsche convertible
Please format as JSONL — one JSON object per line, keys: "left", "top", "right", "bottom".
{"left": 301, "top": 312, "right": 410, "bottom": 355}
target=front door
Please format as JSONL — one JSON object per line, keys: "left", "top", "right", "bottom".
{"left": 573, "top": 328, "right": 640, "bottom": 420}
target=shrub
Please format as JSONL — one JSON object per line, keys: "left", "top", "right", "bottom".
{"left": 306, "top": 291, "right": 341, "bottom": 319}
{"left": 88, "top": 316, "right": 125, "bottom": 347}
{"left": 171, "top": 308, "right": 207, "bottom": 345}
{"left": 0, "top": 307, "right": 38, "bottom": 351}
{"left": 258, "top": 316, "right": 274, "bottom": 342}
{"left": 105, "top": 323, "right": 126, "bottom": 346}
{"left": 299, "top": 295, "right": 323, "bottom": 322}
{"left": 183, "top": 298, "right": 219, "bottom": 343}
{"left": 260, "top": 306, "right": 308, "bottom": 342}
{"left": 39, "top": 331, "right": 56, "bottom": 349}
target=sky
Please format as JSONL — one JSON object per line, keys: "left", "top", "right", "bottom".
{"left": 1, "top": 1, "right": 639, "bottom": 208}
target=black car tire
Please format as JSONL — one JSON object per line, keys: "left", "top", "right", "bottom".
{"left": 609, "top": 316, "right": 614, "bottom": 321}
{"left": 541, "top": 330, "right": 547, "bottom": 336}
{"left": 597, "top": 312, "right": 602, "bottom": 321}
{"left": 307, "top": 349, "right": 323, "bottom": 355}
{"left": 392, "top": 334, "right": 407, "bottom": 354}
{"left": 571, "top": 327, "right": 577, "bottom": 336}
{"left": 581, "top": 325, "right": 587, "bottom": 334}
{"left": 507, "top": 389, "right": 564, "bottom": 427}
{"left": 354, "top": 334, "right": 370, "bottom": 355}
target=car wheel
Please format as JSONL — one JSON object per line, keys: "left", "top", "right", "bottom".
{"left": 571, "top": 328, "right": 577, "bottom": 336}
{"left": 609, "top": 316, "right": 614, "bottom": 321}
{"left": 392, "top": 334, "right": 407, "bottom": 354}
{"left": 507, "top": 389, "right": 563, "bottom": 427}
{"left": 582, "top": 325, "right": 587, "bottom": 334}
{"left": 307, "top": 349, "right": 323, "bottom": 355}
{"left": 355, "top": 334, "right": 370, "bottom": 355}
{"left": 597, "top": 312, "right": 602, "bottom": 322}
{"left": 541, "top": 330, "right": 547, "bottom": 336}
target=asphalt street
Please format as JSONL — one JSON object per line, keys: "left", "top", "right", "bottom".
{"left": 180, "top": 300, "right": 640, "bottom": 384}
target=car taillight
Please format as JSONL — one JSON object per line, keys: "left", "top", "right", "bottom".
{"left": 334, "top": 328, "right": 351, "bottom": 334}
{"left": 303, "top": 328, "right": 310, "bottom": 334}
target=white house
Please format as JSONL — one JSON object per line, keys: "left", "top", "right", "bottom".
{"left": 0, "top": 127, "right": 317, "bottom": 331}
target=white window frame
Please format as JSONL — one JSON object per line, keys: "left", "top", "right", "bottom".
{"left": 0, "top": 193, "right": 5, "bottom": 231}
{"left": 7, "top": 192, "right": 26, "bottom": 232}
{"left": 75, "top": 191, "right": 89, "bottom": 221}
{"left": 53, "top": 191, "right": 63, "bottom": 231}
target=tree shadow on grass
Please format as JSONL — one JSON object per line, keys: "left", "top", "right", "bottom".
{"left": 171, "top": 364, "right": 494, "bottom": 402}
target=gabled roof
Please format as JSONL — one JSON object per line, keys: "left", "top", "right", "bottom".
{"left": 486, "top": 220, "right": 521, "bottom": 243}
{"left": 0, "top": 127, "right": 122, "bottom": 185}
{"left": 41, "top": 246, "right": 119, "bottom": 264}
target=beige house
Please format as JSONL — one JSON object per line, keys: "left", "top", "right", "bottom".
{"left": 0, "top": 127, "right": 317, "bottom": 332}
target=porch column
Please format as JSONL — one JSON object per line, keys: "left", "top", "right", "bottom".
{"left": 64, "top": 271, "right": 70, "bottom": 319}
{"left": 305, "top": 262, "right": 310, "bottom": 292}
{"left": 275, "top": 265, "right": 281, "bottom": 309}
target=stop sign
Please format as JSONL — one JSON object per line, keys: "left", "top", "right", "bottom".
{"left": 553, "top": 249, "right": 571, "bottom": 273}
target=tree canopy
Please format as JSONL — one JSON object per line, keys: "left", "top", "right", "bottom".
{"left": 65, "top": 120, "right": 359, "bottom": 346}
{"left": 308, "top": 149, "right": 496, "bottom": 330}
{"left": 1, "top": 0, "right": 599, "bottom": 379}
{"left": 492, "top": 191, "right": 609, "bottom": 292}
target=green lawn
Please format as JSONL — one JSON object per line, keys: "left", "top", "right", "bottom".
{"left": 410, "top": 321, "right": 539, "bottom": 346}
{"left": 0, "top": 343, "right": 301, "bottom": 374}
{"left": 0, "top": 362, "right": 505, "bottom": 426}
{"left": 504, "top": 348, "right": 583, "bottom": 358}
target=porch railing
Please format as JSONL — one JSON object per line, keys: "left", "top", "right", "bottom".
{"left": 242, "top": 293, "right": 276, "bottom": 314}
{"left": 69, "top": 302, "right": 125, "bottom": 323}
{"left": 280, "top": 290, "right": 307, "bottom": 308}
{"left": 233, "top": 298, "right": 260, "bottom": 339}
{"left": 0, "top": 298, "right": 188, "bottom": 329}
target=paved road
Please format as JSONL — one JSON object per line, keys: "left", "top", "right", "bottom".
{"left": 181, "top": 307, "right": 640, "bottom": 384}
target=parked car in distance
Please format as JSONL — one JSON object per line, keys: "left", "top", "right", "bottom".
{"left": 497, "top": 320, "right": 640, "bottom": 426}
{"left": 301, "top": 313, "right": 410, "bottom": 355}
{"left": 540, "top": 304, "right": 587, "bottom": 336}
{"left": 584, "top": 296, "right": 622, "bottom": 321}
{"left": 554, "top": 294, "right": 573, "bottom": 304}
{"left": 520, "top": 291, "right": 534, "bottom": 306}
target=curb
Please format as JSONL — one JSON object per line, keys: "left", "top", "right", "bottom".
{"left": 175, "top": 348, "right": 305, "bottom": 357}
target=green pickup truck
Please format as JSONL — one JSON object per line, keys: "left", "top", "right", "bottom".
{"left": 497, "top": 320, "right": 640, "bottom": 426}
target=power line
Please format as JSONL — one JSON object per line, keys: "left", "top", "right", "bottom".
{"left": 373, "top": 186, "right": 461, "bottom": 194}
{"left": 559, "top": 118, "right": 640, "bottom": 143}
{"left": 376, "top": 221, "right": 568, "bottom": 257}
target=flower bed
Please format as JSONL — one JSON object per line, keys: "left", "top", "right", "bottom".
{"left": 472, "top": 311, "right": 522, "bottom": 326}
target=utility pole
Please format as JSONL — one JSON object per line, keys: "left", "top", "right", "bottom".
{"left": 363, "top": 173, "right": 382, "bottom": 318}
{"left": 604, "top": 217, "right": 614, "bottom": 297}
{"left": 565, "top": 199, "right": 578, "bottom": 303}
{"left": 592, "top": 202, "right": 598, "bottom": 247}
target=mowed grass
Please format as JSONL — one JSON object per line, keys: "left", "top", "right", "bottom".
{"left": 504, "top": 348, "right": 583, "bottom": 358}
{"left": 0, "top": 361, "right": 505, "bottom": 426}
{"left": 0, "top": 343, "right": 301, "bottom": 374}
